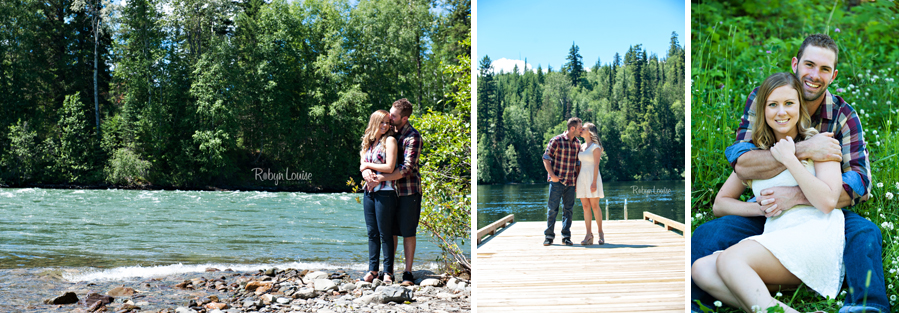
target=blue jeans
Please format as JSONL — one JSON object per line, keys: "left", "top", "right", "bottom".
{"left": 545, "top": 181, "right": 575, "bottom": 241}
{"left": 690, "top": 210, "right": 889, "bottom": 313}
{"left": 363, "top": 190, "right": 397, "bottom": 274}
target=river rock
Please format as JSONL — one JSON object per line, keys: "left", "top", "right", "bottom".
{"left": 82, "top": 293, "right": 114, "bottom": 307}
{"left": 339, "top": 282, "right": 357, "bottom": 292}
{"left": 175, "top": 307, "right": 198, "bottom": 313}
{"left": 206, "top": 302, "right": 228, "bottom": 310}
{"left": 44, "top": 291, "right": 79, "bottom": 305}
{"left": 356, "top": 281, "right": 373, "bottom": 290}
{"left": 245, "top": 281, "right": 273, "bottom": 294}
{"left": 446, "top": 277, "right": 459, "bottom": 289}
{"left": 293, "top": 287, "right": 317, "bottom": 299}
{"left": 419, "top": 278, "right": 441, "bottom": 287}
{"left": 456, "top": 281, "right": 468, "bottom": 290}
{"left": 436, "top": 292, "right": 457, "bottom": 300}
{"left": 264, "top": 268, "right": 277, "bottom": 276}
{"left": 261, "top": 294, "right": 275, "bottom": 304}
{"left": 375, "top": 285, "right": 413, "bottom": 303}
{"left": 314, "top": 279, "right": 338, "bottom": 291}
{"left": 353, "top": 293, "right": 384, "bottom": 305}
{"left": 305, "top": 271, "right": 328, "bottom": 280}
{"left": 276, "top": 297, "right": 292, "bottom": 304}
{"left": 108, "top": 286, "right": 135, "bottom": 297}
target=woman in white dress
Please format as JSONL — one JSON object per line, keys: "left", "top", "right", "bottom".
{"left": 576, "top": 122, "right": 605, "bottom": 245}
{"left": 691, "top": 72, "right": 844, "bottom": 313}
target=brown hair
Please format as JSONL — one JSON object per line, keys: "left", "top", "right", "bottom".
{"left": 392, "top": 98, "right": 413, "bottom": 119}
{"left": 797, "top": 34, "right": 839, "bottom": 67}
{"left": 566, "top": 117, "right": 583, "bottom": 130}
{"left": 751, "top": 72, "right": 818, "bottom": 150}
{"left": 360, "top": 110, "right": 394, "bottom": 158}
{"left": 583, "top": 122, "right": 601, "bottom": 148}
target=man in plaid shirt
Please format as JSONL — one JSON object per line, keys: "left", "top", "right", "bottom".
{"left": 365, "top": 98, "right": 422, "bottom": 286}
{"left": 542, "top": 117, "right": 583, "bottom": 246}
{"left": 691, "top": 34, "right": 889, "bottom": 313}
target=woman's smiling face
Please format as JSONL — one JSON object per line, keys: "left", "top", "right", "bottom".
{"left": 378, "top": 115, "right": 391, "bottom": 136}
{"left": 765, "top": 84, "right": 802, "bottom": 139}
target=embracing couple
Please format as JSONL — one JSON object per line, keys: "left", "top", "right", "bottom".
{"left": 692, "top": 34, "right": 889, "bottom": 313}
{"left": 358, "top": 98, "right": 423, "bottom": 286}
{"left": 542, "top": 117, "right": 607, "bottom": 246}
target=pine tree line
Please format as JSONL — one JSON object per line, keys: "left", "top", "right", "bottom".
{"left": 0, "top": 0, "right": 471, "bottom": 190}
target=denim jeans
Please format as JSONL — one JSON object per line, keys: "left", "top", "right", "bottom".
{"left": 545, "top": 181, "right": 575, "bottom": 241}
{"left": 690, "top": 211, "right": 890, "bottom": 313}
{"left": 363, "top": 190, "right": 397, "bottom": 274}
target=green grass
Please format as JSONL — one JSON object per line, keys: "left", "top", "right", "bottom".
{"left": 691, "top": 1, "right": 898, "bottom": 311}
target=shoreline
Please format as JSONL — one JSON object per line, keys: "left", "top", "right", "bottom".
{"left": 4, "top": 266, "right": 471, "bottom": 313}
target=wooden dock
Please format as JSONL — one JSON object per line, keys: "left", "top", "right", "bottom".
{"left": 476, "top": 216, "right": 685, "bottom": 312}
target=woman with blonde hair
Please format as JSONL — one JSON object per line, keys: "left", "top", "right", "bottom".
{"left": 359, "top": 110, "right": 399, "bottom": 284}
{"left": 576, "top": 122, "right": 605, "bottom": 245}
{"left": 691, "top": 72, "right": 843, "bottom": 313}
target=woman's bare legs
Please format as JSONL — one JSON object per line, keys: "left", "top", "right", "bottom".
{"left": 580, "top": 198, "right": 594, "bottom": 244}
{"left": 588, "top": 197, "right": 603, "bottom": 243}
{"left": 692, "top": 254, "right": 744, "bottom": 307}
{"left": 716, "top": 240, "right": 802, "bottom": 313}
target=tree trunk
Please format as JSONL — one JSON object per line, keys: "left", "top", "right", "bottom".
{"left": 94, "top": 17, "right": 100, "bottom": 135}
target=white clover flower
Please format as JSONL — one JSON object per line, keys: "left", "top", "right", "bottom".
{"left": 714, "top": 301, "right": 722, "bottom": 308}
{"left": 874, "top": 130, "right": 878, "bottom": 134}
{"left": 878, "top": 182, "right": 884, "bottom": 188}
{"left": 840, "top": 290, "right": 847, "bottom": 297}
{"left": 837, "top": 300, "right": 843, "bottom": 307}
{"left": 775, "top": 292, "right": 783, "bottom": 297}
{"left": 858, "top": 73, "right": 863, "bottom": 78}
{"left": 887, "top": 192, "right": 894, "bottom": 200}
{"left": 861, "top": 109, "right": 866, "bottom": 115}
{"left": 892, "top": 295, "right": 897, "bottom": 301}
{"left": 751, "top": 305, "right": 762, "bottom": 313}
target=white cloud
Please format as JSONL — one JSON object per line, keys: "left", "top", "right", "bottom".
{"left": 490, "top": 58, "right": 533, "bottom": 75}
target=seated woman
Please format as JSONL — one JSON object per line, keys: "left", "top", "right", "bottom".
{"left": 691, "top": 72, "right": 844, "bottom": 313}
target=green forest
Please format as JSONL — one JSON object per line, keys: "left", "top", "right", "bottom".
{"left": 477, "top": 33, "right": 686, "bottom": 184}
{"left": 0, "top": 0, "right": 470, "bottom": 191}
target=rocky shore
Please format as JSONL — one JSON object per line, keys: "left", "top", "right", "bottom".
{"left": 34, "top": 268, "right": 471, "bottom": 313}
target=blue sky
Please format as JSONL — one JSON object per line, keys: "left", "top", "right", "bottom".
{"left": 477, "top": 0, "right": 685, "bottom": 74}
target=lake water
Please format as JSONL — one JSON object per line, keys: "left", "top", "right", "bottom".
{"left": 476, "top": 180, "right": 685, "bottom": 229}
{"left": 0, "top": 188, "right": 462, "bottom": 281}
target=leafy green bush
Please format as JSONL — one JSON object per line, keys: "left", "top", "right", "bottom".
{"left": 413, "top": 34, "right": 471, "bottom": 274}
{"left": 692, "top": 1, "right": 898, "bottom": 311}
{"left": 105, "top": 147, "right": 150, "bottom": 186}
{"left": 2, "top": 120, "right": 39, "bottom": 184}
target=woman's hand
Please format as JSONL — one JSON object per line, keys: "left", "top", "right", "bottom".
{"left": 591, "top": 182, "right": 597, "bottom": 193}
{"left": 359, "top": 162, "right": 369, "bottom": 172}
{"left": 770, "top": 136, "right": 796, "bottom": 165}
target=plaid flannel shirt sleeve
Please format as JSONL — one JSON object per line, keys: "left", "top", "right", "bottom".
{"left": 726, "top": 87, "right": 760, "bottom": 167}
{"left": 397, "top": 132, "right": 422, "bottom": 178}
{"left": 543, "top": 136, "right": 557, "bottom": 161}
{"left": 836, "top": 106, "right": 871, "bottom": 206}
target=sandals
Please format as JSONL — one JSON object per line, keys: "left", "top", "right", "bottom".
{"left": 400, "top": 271, "right": 415, "bottom": 286}
{"left": 598, "top": 232, "right": 605, "bottom": 245}
{"left": 360, "top": 270, "right": 377, "bottom": 283}
{"left": 581, "top": 233, "right": 594, "bottom": 245}
{"left": 382, "top": 272, "right": 394, "bottom": 284}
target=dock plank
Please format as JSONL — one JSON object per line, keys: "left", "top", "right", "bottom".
{"left": 476, "top": 220, "right": 685, "bottom": 312}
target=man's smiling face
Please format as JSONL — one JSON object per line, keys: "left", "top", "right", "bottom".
{"left": 792, "top": 45, "right": 838, "bottom": 103}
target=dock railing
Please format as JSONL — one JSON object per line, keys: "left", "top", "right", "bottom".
{"left": 643, "top": 211, "right": 685, "bottom": 233}
{"left": 476, "top": 214, "right": 515, "bottom": 244}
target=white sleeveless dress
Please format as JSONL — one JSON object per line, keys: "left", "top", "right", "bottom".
{"left": 575, "top": 143, "right": 604, "bottom": 199}
{"left": 744, "top": 160, "right": 844, "bottom": 298}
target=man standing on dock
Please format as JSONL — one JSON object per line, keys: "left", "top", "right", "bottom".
{"left": 542, "top": 117, "right": 582, "bottom": 246}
